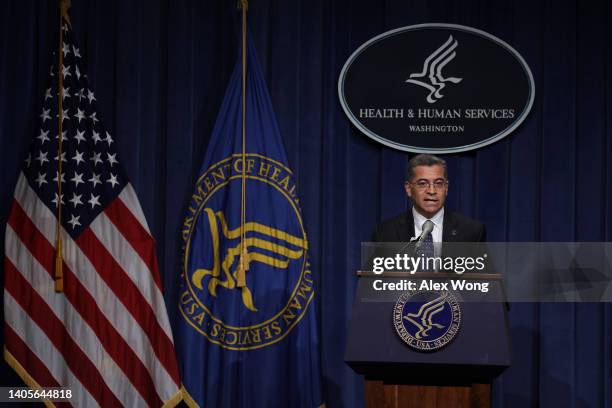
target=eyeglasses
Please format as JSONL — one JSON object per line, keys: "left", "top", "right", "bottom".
{"left": 410, "top": 180, "right": 448, "bottom": 191}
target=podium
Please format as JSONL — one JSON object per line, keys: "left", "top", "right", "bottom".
{"left": 345, "top": 272, "right": 510, "bottom": 408}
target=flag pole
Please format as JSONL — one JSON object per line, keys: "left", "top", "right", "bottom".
{"left": 236, "top": 0, "right": 249, "bottom": 288}
{"left": 54, "top": 0, "right": 71, "bottom": 293}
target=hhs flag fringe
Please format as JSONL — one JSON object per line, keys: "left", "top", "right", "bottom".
{"left": 178, "top": 31, "right": 324, "bottom": 408}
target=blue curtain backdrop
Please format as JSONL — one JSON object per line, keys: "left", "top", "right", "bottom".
{"left": 1, "top": 1, "right": 611, "bottom": 407}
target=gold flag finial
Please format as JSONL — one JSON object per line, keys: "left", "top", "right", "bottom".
{"left": 60, "top": 0, "right": 71, "bottom": 24}
{"left": 237, "top": 0, "right": 248, "bottom": 11}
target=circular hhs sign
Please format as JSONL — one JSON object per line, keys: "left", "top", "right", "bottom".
{"left": 338, "top": 23, "right": 535, "bottom": 153}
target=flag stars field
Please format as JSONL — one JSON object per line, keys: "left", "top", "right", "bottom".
{"left": 35, "top": 151, "right": 48, "bottom": 165}
{"left": 40, "top": 108, "right": 51, "bottom": 122}
{"left": 37, "top": 129, "right": 50, "bottom": 144}
{"left": 89, "top": 172, "right": 101, "bottom": 187}
{"left": 74, "top": 129, "right": 86, "bottom": 144}
{"left": 55, "top": 130, "right": 67, "bottom": 141}
{"left": 69, "top": 193, "right": 82, "bottom": 208}
{"left": 70, "top": 171, "right": 84, "bottom": 186}
{"left": 34, "top": 173, "right": 46, "bottom": 187}
{"left": 67, "top": 214, "right": 81, "bottom": 229}
{"left": 72, "top": 150, "right": 85, "bottom": 165}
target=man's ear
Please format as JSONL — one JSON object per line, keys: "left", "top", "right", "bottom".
{"left": 404, "top": 182, "right": 412, "bottom": 198}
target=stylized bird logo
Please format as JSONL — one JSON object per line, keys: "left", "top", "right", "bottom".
{"left": 191, "top": 209, "right": 306, "bottom": 312}
{"left": 406, "top": 35, "right": 463, "bottom": 103}
{"left": 403, "top": 292, "right": 448, "bottom": 339}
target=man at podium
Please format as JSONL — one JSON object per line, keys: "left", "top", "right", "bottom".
{"left": 371, "top": 153, "right": 486, "bottom": 246}
{"left": 354, "top": 154, "right": 506, "bottom": 408}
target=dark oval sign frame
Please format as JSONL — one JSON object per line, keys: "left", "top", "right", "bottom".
{"left": 338, "top": 23, "right": 535, "bottom": 154}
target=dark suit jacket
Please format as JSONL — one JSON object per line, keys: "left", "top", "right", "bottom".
{"left": 371, "top": 208, "right": 486, "bottom": 243}
{"left": 368, "top": 208, "right": 491, "bottom": 276}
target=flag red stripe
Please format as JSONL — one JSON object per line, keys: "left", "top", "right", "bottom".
{"left": 75, "top": 228, "right": 180, "bottom": 385}
{"left": 4, "top": 325, "right": 73, "bottom": 408}
{"left": 7, "top": 201, "right": 165, "bottom": 406}
{"left": 4, "top": 261, "right": 124, "bottom": 407}
{"left": 5, "top": 200, "right": 52, "bottom": 265}
{"left": 105, "top": 197, "right": 163, "bottom": 290}
{"left": 4, "top": 324, "right": 60, "bottom": 388}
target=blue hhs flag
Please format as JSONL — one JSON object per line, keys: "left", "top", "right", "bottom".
{"left": 178, "top": 40, "right": 324, "bottom": 408}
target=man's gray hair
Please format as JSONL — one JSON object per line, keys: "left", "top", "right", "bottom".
{"left": 406, "top": 154, "right": 448, "bottom": 181}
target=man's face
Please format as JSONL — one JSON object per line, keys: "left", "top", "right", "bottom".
{"left": 404, "top": 164, "right": 448, "bottom": 218}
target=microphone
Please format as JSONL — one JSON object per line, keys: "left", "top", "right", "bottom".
{"left": 414, "top": 220, "right": 434, "bottom": 250}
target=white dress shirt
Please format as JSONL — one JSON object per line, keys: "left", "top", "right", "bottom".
{"left": 412, "top": 207, "right": 444, "bottom": 256}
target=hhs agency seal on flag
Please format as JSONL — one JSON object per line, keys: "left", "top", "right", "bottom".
{"left": 180, "top": 153, "right": 313, "bottom": 350}
{"left": 175, "top": 11, "right": 323, "bottom": 406}
{"left": 393, "top": 291, "right": 461, "bottom": 351}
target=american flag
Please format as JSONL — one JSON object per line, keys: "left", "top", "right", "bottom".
{"left": 3, "top": 20, "right": 181, "bottom": 406}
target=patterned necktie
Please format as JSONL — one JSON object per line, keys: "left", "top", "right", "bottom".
{"left": 418, "top": 221, "right": 435, "bottom": 271}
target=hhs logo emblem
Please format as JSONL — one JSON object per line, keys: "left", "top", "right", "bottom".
{"left": 406, "top": 35, "right": 463, "bottom": 104}
{"left": 393, "top": 291, "right": 461, "bottom": 351}
{"left": 180, "top": 154, "right": 314, "bottom": 350}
